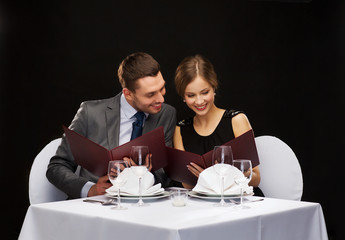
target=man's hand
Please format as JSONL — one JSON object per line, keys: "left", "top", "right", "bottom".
{"left": 87, "top": 175, "right": 112, "bottom": 197}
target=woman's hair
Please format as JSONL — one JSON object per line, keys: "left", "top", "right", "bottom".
{"left": 174, "top": 54, "right": 218, "bottom": 98}
{"left": 118, "top": 52, "right": 160, "bottom": 92}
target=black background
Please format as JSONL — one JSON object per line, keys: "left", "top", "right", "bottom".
{"left": 1, "top": 0, "right": 344, "bottom": 239}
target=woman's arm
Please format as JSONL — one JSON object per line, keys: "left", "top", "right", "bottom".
{"left": 173, "top": 126, "right": 185, "bottom": 151}
{"left": 232, "top": 113, "right": 252, "bottom": 137}
{"left": 232, "top": 113, "right": 261, "bottom": 187}
{"left": 250, "top": 166, "right": 260, "bottom": 187}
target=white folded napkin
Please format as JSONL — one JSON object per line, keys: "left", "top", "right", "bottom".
{"left": 106, "top": 168, "right": 164, "bottom": 196}
{"left": 192, "top": 164, "right": 253, "bottom": 195}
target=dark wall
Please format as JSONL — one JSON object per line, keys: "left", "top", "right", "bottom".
{"left": 1, "top": 1, "right": 344, "bottom": 239}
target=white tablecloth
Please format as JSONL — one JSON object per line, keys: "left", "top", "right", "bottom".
{"left": 19, "top": 195, "right": 328, "bottom": 240}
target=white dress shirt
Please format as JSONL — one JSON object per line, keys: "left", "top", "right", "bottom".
{"left": 119, "top": 93, "right": 148, "bottom": 145}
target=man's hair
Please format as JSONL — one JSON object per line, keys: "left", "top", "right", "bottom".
{"left": 118, "top": 52, "right": 160, "bottom": 92}
{"left": 174, "top": 54, "right": 218, "bottom": 98}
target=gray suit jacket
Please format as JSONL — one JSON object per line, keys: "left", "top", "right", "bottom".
{"left": 46, "top": 93, "right": 177, "bottom": 199}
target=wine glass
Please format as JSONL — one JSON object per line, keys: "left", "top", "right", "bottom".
{"left": 232, "top": 159, "right": 252, "bottom": 209}
{"left": 130, "top": 146, "right": 151, "bottom": 207}
{"left": 212, "top": 145, "right": 233, "bottom": 207}
{"left": 108, "top": 160, "right": 129, "bottom": 210}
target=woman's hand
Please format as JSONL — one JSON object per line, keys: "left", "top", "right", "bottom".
{"left": 182, "top": 163, "right": 205, "bottom": 189}
{"left": 187, "top": 162, "right": 204, "bottom": 178}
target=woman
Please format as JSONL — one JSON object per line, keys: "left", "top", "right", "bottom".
{"left": 173, "top": 54, "right": 263, "bottom": 196}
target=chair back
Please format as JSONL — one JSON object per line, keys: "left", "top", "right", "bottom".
{"left": 29, "top": 138, "right": 68, "bottom": 204}
{"left": 255, "top": 136, "right": 303, "bottom": 201}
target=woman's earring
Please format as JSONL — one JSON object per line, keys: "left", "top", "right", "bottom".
{"left": 183, "top": 99, "right": 186, "bottom": 102}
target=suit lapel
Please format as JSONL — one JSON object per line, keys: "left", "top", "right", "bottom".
{"left": 106, "top": 93, "right": 121, "bottom": 149}
{"left": 143, "top": 113, "right": 157, "bottom": 134}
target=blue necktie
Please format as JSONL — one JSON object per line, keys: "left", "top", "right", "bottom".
{"left": 130, "top": 112, "right": 145, "bottom": 140}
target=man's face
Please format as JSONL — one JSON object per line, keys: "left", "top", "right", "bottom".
{"left": 124, "top": 71, "right": 166, "bottom": 114}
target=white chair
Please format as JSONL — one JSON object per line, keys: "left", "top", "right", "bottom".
{"left": 29, "top": 138, "right": 68, "bottom": 204}
{"left": 255, "top": 136, "right": 303, "bottom": 201}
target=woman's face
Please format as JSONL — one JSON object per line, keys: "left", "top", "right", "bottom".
{"left": 183, "top": 76, "right": 215, "bottom": 116}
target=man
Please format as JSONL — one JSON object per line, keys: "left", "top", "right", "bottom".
{"left": 47, "top": 52, "right": 177, "bottom": 199}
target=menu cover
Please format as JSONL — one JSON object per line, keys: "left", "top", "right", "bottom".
{"left": 63, "top": 126, "right": 167, "bottom": 176}
{"left": 164, "top": 130, "right": 260, "bottom": 186}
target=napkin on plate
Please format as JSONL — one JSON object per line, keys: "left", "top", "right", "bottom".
{"left": 106, "top": 168, "right": 164, "bottom": 196}
{"left": 192, "top": 164, "right": 253, "bottom": 195}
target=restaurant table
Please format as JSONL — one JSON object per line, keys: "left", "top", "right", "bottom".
{"left": 19, "top": 195, "right": 328, "bottom": 240}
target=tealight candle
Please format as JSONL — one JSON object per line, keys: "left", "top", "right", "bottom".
{"left": 171, "top": 189, "right": 188, "bottom": 207}
{"left": 172, "top": 198, "right": 186, "bottom": 207}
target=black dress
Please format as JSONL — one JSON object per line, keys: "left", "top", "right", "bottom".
{"left": 177, "top": 109, "right": 264, "bottom": 197}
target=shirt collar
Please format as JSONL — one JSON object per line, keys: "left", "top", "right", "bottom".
{"left": 120, "top": 93, "right": 148, "bottom": 120}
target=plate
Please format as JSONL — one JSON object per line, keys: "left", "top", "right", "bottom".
{"left": 105, "top": 191, "right": 170, "bottom": 200}
{"left": 188, "top": 191, "right": 254, "bottom": 200}
{"left": 119, "top": 190, "right": 165, "bottom": 197}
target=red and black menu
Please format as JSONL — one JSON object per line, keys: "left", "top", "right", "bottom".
{"left": 63, "top": 126, "right": 167, "bottom": 176}
{"left": 164, "top": 130, "right": 260, "bottom": 186}
{"left": 64, "top": 126, "right": 259, "bottom": 185}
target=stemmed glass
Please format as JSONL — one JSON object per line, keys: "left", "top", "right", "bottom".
{"left": 232, "top": 159, "right": 252, "bottom": 209}
{"left": 212, "top": 145, "right": 233, "bottom": 207}
{"left": 108, "top": 160, "right": 129, "bottom": 210}
{"left": 130, "top": 146, "right": 151, "bottom": 207}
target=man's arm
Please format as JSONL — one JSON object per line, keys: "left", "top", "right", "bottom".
{"left": 46, "top": 102, "right": 95, "bottom": 199}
